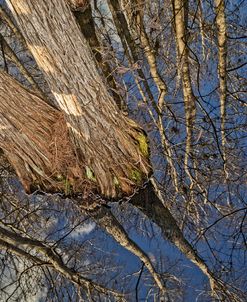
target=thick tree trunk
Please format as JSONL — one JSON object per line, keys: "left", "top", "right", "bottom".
{"left": 5, "top": 0, "right": 151, "bottom": 198}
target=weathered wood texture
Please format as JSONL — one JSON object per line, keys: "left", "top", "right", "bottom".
{"left": 0, "top": 71, "right": 87, "bottom": 194}
{"left": 5, "top": 0, "right": 151, "bottom": 197}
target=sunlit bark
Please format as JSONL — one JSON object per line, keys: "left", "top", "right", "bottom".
{"left": 0, "top": 71, "right": 82, "bottom": 194}
{"left": 173, "top": 0, "right": 196, "bottom": 179}
{"left": 215, "top": 0, "right": 228, "bottom": 175}
{"left": 6, "top": 0, "right": 151, "bottom": 198}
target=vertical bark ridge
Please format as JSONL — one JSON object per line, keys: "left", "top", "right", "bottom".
{"left": 7, "top": 0, "right": 151, "bottom": 198}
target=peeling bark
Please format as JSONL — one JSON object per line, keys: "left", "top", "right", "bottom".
{"left": 0, "top": 71, "right": 87, "bottom": 194}
{"left": 6, "top": 0, "right": 151, "bottom": 198}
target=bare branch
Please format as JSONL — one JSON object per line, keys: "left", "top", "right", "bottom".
{"left": 0, "top": 226, "right": 125, "bottom": 298}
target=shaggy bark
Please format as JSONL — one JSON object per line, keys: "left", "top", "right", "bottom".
{"left": 6, "top": 0, "right": 151, "bottom": 198}
{"left": 0, "top": 71, "right": 86, "bottom": 194}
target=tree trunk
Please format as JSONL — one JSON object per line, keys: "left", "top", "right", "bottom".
{"left": 215, "top": 0, "right": 228, "bottom": 175}
{"left": 5, "top": 0, "right": 151, "bottom": 198}
{"left": 173, "top": 0, "right": 196, "bottom": 179}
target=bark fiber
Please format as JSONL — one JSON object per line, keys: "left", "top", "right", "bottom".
{"left": 6, "top": 0, "right": 151, "bottom": 198}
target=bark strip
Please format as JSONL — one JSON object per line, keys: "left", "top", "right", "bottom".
{"left": 0, "top": 71, "right": 86, "bottom": 194}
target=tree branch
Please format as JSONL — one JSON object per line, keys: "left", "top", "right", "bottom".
{"left": 0, "top": 226, "right": 124, "bottom": 298}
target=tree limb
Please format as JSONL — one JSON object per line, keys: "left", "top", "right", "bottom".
{"left": 0, "top": 226, "right": 124, "bottom": 298}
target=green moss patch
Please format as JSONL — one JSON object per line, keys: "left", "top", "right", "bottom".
{"left": 131, "top": 169, "right": 142, "bottom": 184}
{"left": 136, "top": 133, "right": 149, "bottom": 157}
